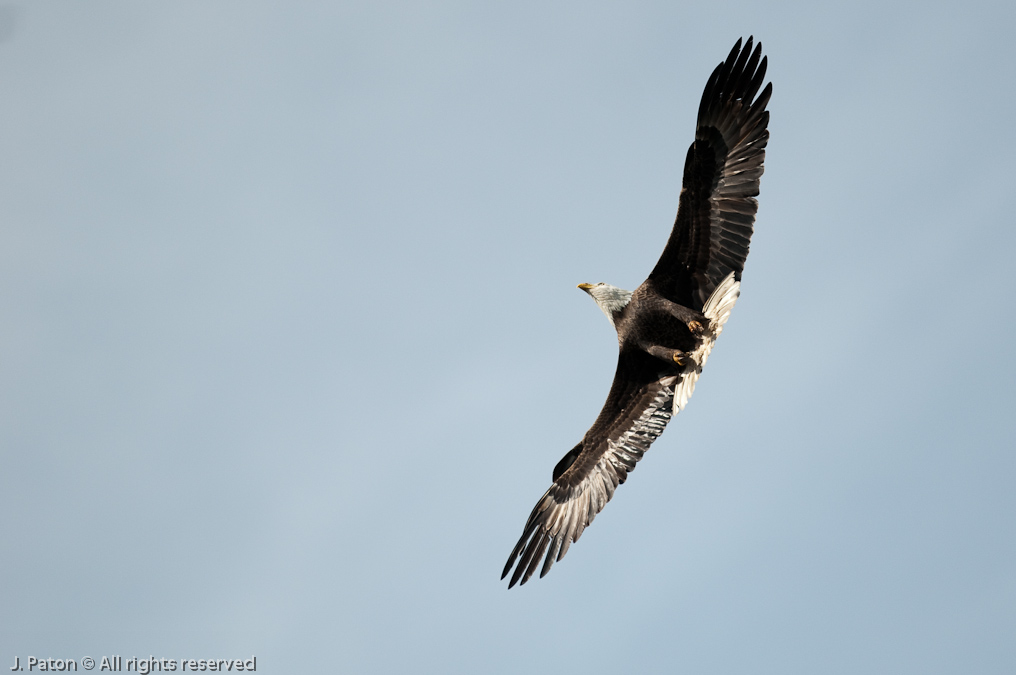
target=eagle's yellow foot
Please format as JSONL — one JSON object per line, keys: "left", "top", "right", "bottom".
{"left": 672, "top": 351, "right": 687, "bottom": 366}
{"left": 687, "top": 320, "right": 704, "bottom": 334}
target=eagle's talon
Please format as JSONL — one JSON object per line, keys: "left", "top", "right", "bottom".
{"left": 687, "top": 320, "right": 704, "bottom": 334}
{"left": 672, "top": 352, "right": 686, "bottom": 366}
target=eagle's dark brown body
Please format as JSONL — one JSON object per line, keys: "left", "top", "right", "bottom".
{"left": 503, "top": 37, "right": 771, "bottom": 588}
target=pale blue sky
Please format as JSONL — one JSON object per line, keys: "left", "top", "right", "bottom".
{"left": 2, "top": 2, "right": 1014, "bottom": 673}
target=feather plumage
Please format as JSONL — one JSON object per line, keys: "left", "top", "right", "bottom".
{"left": 503, "top": 37, "right": 770, "bottom": 587}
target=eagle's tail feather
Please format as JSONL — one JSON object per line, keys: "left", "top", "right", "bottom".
{"left": 702, "top": 272, "right": 740, "bottom": 334}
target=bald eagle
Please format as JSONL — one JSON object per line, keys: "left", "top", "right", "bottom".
{"left": 502, "top": 37, "right": 771, "bottom": 588}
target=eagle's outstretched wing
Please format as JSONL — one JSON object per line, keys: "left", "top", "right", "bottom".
{"left": 502, "top": 272, "right": 741, "bottom": 587}
{"left": 502, "top": 351, "right": 680, "bottom": 588}
{"left": 648, "top": 36, "right": 771, "bottom": 311}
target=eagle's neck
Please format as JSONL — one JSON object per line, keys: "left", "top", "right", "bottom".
{"left": 588, "top": 284, "right": 632, "bottom": 329}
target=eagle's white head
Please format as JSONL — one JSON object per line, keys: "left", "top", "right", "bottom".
{"left": 577, "top": 282, "right": 632, "bottom": 329}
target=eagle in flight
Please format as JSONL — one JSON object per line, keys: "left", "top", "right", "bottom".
{"left": 502, "top": 37, "right": 771, "bottom": 588}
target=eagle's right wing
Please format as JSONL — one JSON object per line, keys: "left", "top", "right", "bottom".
{"left": 501, "top": 351, "right": 684, "bottom": 588}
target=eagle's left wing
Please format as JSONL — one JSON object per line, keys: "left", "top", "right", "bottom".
{"left": 648, "top": 36, "right": 771, "bottom": 311}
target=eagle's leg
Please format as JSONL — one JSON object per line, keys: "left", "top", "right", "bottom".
{"left": 656, "top": 298, "right": 711, "bottom": 337}
{"left": 644, "top": 344, "right": 696, "bottom": 368}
